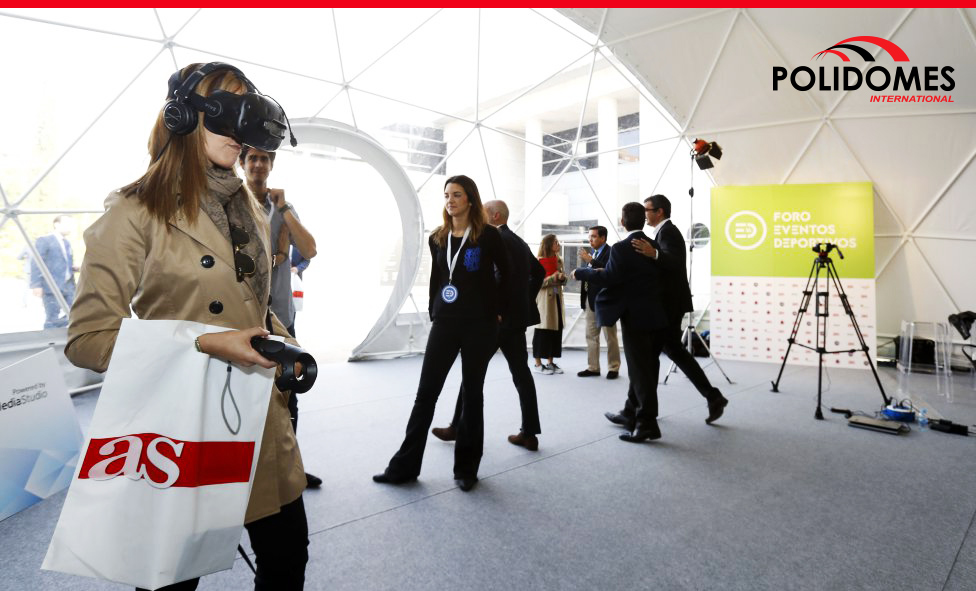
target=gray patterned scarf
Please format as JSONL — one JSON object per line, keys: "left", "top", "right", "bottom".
{"left": 200, "top": 165, "right": 270, "bottom": 309}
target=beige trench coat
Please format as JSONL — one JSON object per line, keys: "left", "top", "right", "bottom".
{"left": 66, "top": 191, "right": 305, "bottom": 524}
{"left": 534, "top": 257, "right": 566, "bottom": 331}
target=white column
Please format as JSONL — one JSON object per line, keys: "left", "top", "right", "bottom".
{"left": 521, "top": 118, "right": 543, "bottom": 248}
{"left": 639, "top": 95, "right": 655, "bottom": 201}
{"left": 597, "top": 96, "right": 619, "bottom": 233}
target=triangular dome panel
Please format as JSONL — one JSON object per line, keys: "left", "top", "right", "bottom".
{"left": 874, "top": 236, "right": 903, "bottom": 276}
{"left": 353, "top": 9, "right": 479, "bottom": 123}
{"left": 701, "top": 121, "right": 822, "bottom": 187}
{"left": 832, "top": 114, "right": 976, "bottom": 231}
{"left": 875, "top": 240, "right": 956, "bottom": 334}
{"left": 0, "top": 18, "right": 160, "bottom": 198}
{"left": 1, "top": 8, "right": 161, "bottom": 38}
{"left": 915, "top": 158, "right": 976, "bottom": 238}
{"left": 175, "top": 9, "right": 344, "bottom": 83}
{"left": 787, "top": 124, "right": 871, "bottom": 184}
{"left": 689, "top": 14, "right": 823, "bottom": 133}
{"left": 335, "top": 8, "right": 441, "bottom": 82}
{"left": 873, "top": 192, "right": 903, "bottom": 235}
{"left": 914, "top": 238, "right": 976, "bottom": 311}
{"left": 602, "top": 8, "right": 724, "bottom": 42}
{"left": 610, "top": 10, "right": 737, "bottom": 129}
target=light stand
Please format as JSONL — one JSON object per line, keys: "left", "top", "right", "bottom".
{"left": 663, "top": 140, "right": 733, "bottom": 386}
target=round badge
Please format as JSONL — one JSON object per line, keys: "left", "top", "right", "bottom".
{"left": 441, "top": 284, "right": 459, "bottom": 303}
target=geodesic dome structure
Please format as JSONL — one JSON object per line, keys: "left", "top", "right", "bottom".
{"left": 1, "top": 8, "right": 972, "bottom": 365}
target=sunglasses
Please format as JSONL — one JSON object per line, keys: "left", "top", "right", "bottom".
{"left": 230, "top": 224, "right": 255, "bottom": 282}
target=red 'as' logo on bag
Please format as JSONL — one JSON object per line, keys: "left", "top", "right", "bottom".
{"left": 78, "top": 433, "right": 255, "bottom": 489}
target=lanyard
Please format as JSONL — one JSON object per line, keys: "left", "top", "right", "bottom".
{"left": 446, "top": 226, "right": 471, "bottom": 285}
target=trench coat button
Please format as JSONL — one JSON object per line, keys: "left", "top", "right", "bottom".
{"left": 200, "top": 255, "right": 215, "bottom": 268}
{"left": 209, "top": 300, "right": 223, "bottom": 314}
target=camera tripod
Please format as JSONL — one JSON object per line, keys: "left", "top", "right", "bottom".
{"left": 770, "top": 243, "right": 890, "bottom": 419}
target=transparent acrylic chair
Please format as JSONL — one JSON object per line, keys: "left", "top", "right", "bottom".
{"left": 897, "top": 321, "right": 952, "bottom": 399}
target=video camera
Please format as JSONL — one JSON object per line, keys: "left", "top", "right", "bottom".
{"left": 811, "top": 242, "right": 844, "bottom": 259}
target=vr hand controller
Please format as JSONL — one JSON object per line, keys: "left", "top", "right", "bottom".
{"left": 250, "top": 337, "right": 317, "bottom": 393}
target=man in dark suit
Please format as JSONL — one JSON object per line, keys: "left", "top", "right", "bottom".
{"left": 629, "top": 194, "right": 728, "bottom": 424}
{"left": 573, "top": 203, "right": 669, "bottom": 442}
{"left": 30, "top": 215, "right": 78, "bottom": 329}
{"left": 431, "top": 199, "right": 547, "bottom": 450}
{"left": 576, "top": 225, "right": 621, "bottom": 379}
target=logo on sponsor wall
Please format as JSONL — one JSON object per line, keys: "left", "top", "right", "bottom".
{"left": 711, "top": 182, "right": 874, "bottom": 279}
{"left": 78, "top": 433, "right": 254, "bottom": 489}
{"left": 773, "top": 36, "right": 955, "bottom": 103}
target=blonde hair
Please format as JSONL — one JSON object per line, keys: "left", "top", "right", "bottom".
{"left": 122, "top": 64, "right": 250, "bottom": 224}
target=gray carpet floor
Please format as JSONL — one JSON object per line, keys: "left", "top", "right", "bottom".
{"left": 3, "top": 350, "right": 976, "bottom": 590}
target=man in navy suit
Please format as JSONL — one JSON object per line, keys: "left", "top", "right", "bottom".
{"left": 576, "top": 225, "right": 621, "bottom": 379}
{"left": 631, "top": 194, "right": 728, "bottom": 424}
{"left": 432, "top": 200, "right": 548, "bottom": 450}
{"left": 573, "top": 203, "right": 669, "bottom": 442}
{"left": 30, "top": 215, "right": 77, "bottom": 329}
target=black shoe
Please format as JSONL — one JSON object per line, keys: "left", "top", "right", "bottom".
{"left": 706, "top": 394, "right": 729, "bottom": 425}
{"left": 604, "top": 411, "right": 635, "bottom": 431}
{"left": 606, "top": 370, "right": 619, "bottom": 380}
{"left": 455, "top": 477, "right": 478, "bottom": 492}
{"left": 577, "top": 369, "right": 600, "bottom": 377}
{"left": 372, "top": 471, "right": 417, "bottom": 485}
{"left": 619, "top": 423, "right": 662, "bottom": 443}
{"left": 305, "top": 472, "right": 322, "bottom": 489}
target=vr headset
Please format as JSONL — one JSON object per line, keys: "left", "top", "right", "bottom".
{"left": 163, "top": 62, "right": 296, "bottom": 152}
{"left": 251, "top": 337, "right": 317, "bottom": 394}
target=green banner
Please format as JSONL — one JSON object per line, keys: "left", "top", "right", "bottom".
{"left": 710, "top": 182, "right": 874, "bottom": 278}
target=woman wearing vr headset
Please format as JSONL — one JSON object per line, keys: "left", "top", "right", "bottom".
{"left": 373, "top": 175, "right": 510, "bottom": 492}
{"left": 65, "top": 63, "right": 308, "bottom": 590}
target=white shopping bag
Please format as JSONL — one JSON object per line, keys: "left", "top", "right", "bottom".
{"left": 42, "top": 318, "right": 277, "bottom": 589}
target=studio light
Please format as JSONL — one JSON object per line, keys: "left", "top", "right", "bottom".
{"left": 692, "top": 138, "right": 722, "bottom": 170}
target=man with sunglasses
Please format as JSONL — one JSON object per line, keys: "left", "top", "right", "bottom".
{"left": 618, "top": 194, "right": 728, "bottom": 427}
{"left": 240, "top": 146, "right": 321, "bottom": 489}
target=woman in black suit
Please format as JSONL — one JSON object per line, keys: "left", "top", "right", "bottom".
{"left": 373, "top": 175, "right": 510, "bottom": 492}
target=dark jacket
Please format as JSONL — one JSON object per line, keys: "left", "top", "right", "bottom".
{"left": 579, "top": 242, "right": 610, "bottom": 311}
{"left": 650, "top": 219, "right": 693, "bottom": 318}
{"left": 30, "top": 233, "right": 75, "bottom": 293}
{"left": 428, "top": 224, "right": 510, "bottom": 322}
{"left": 574, "top": 230, "right": 667, "bottom": 331}
{"left": 498, "top": 224, "right": 545, "bottom": 329}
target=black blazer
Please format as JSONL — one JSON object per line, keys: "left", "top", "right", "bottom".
{"left": 650, "top": 219, "right": 693, "bottom": 318}
{"left": 498, "top": 224, "right": 545, "bottom": 329}
{"left": 574, "top": 230, "right": 667, "bottom": 331}
{"left": 428, "top": 224, "right": 510, "bottom": 322}
{"left": 579, "top": 243, "right": 610, "bottom": 311}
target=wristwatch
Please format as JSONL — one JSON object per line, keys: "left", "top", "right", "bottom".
{"left": 277, "top": 203, "right": 291, "bottom": 214}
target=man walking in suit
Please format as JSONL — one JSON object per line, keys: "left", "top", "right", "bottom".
{"left": 31, "top": 215, "right": 78, "bottom": 329}
{"left": 431, "top": 199, "right": 547, "bottom": 450}
{"left": 573, "top": 203, "right": 669, "bottom": 442}
{"left": 629, "top": 194, "right": 728, "bottom": 424}
{"left": 576, "top": 225, "right": 621, "bottom": 380}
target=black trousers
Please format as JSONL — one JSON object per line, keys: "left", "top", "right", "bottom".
{"left": 136, "top": 495, "right": 309, "bottom": 591}
{"left": 620, "top": 322, "right": 665, "bottom": 426}
{"left": 620, "top": 315, "right": 720, "bottom": 419}
{"left": 449, "top": 326, "right": 542, "bottom": 435}
{"left": 386, "top": 319, "right": 498, "bottom": 480}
